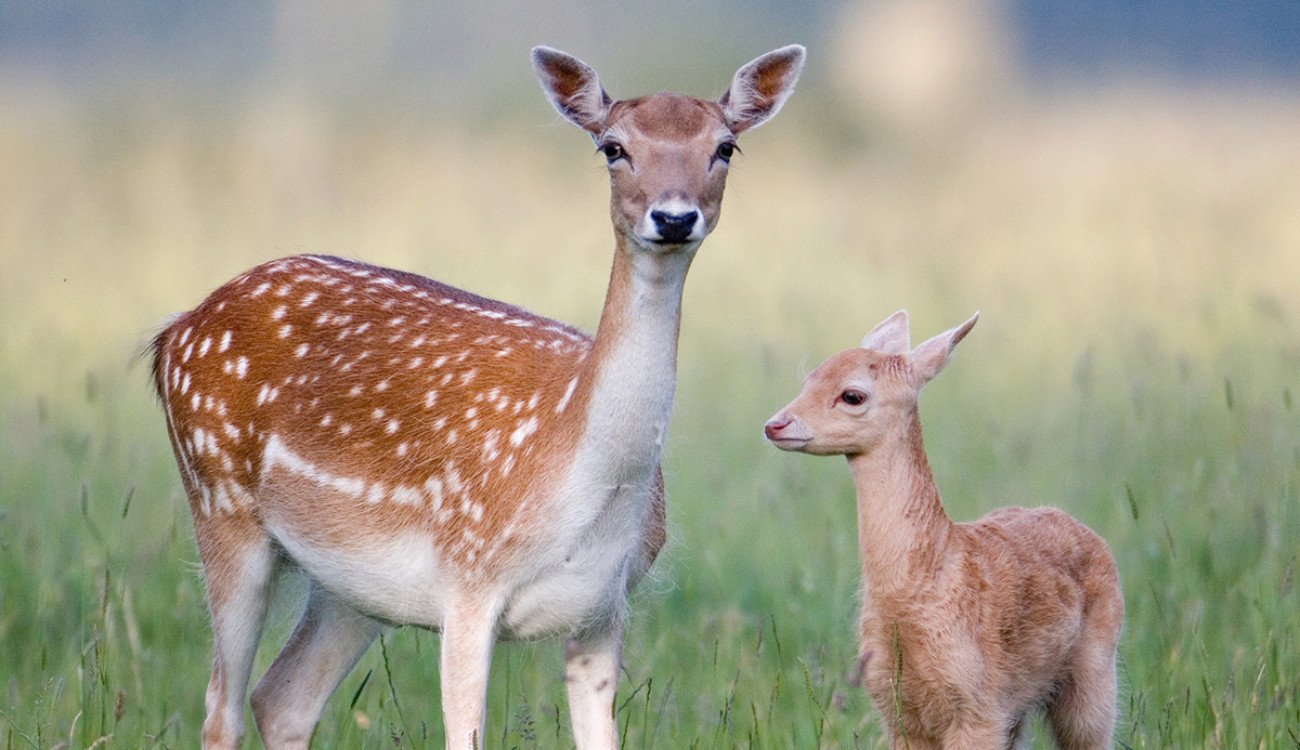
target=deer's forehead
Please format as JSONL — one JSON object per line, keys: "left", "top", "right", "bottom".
{"left": 808, "top": 350, "right": 898, "bottom": 387}
{"left": 607, "top": 94, "right": 728, "bottom": 142}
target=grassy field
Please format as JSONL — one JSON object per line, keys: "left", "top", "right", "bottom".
{"left": 1, "top": 81, "right": 1298, "bottom": 748}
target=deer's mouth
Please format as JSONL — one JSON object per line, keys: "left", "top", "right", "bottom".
{"left": 767, "top": 436, "right": 812, "bottom": 451}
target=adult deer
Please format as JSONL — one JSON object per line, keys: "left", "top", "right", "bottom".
{"left": 151, "top": 45, "right": 804, "bottom": 749}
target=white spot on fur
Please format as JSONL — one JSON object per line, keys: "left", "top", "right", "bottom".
{"left": 295, "top": 342, "right": 310, "bottom": 358}
{"left": 556, "top": 377, "right": 579, "bottom": 413}
{"left": 278, "top": 324, "right": 293, "bottom": 339}
{"left": 510, "top": 416, "right": 540, "bottom": 447}
{"left": 236, "top": 356, "right": 249, "bottom": 379}
{"left": 219, "top": 330, "right": 232, "bottom": 353}
{"left": 424, "top": 476, "right": 445, "bottom": 512}
{"left": 392, "top": 484, "right": 422, "bottom": 505}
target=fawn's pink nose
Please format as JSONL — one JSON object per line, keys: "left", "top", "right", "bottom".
{"left": 764, "top": 413, "right": 793, "bottom": 440}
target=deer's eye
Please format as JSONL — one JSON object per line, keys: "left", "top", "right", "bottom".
{"left": 715, "top": 141, "right": 736, "bottom": 163}
{"left": 840, "top": 390, "right": 867, "bottom": 406}
{"left": 600, "top": 142, "right": 625, "bottom": 163}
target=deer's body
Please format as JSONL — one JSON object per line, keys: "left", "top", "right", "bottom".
{"left": 153, "top": 46, "right": 804, "bottom": 750}
{"left": 766, "top": 312, "right": 1123, "bottom": 750}
{"left": 158, "top": 255, "right": 661, "bottom": 637}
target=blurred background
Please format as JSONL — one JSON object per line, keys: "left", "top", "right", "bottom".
{"left": 2, "top": 0, "right": 1298, "bottom": 391}
{"left": 1, "top": 1, "right": 1298, "bottom": 747}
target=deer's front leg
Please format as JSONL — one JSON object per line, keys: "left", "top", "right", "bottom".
{"left": 440, "top": 598, "right": 499, "bottom": 750}
{"left": 564, "top": 624, "right": 624, "bottom": 750}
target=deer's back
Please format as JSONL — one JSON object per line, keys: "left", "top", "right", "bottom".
{"left": 955, "top": 506, "right": 1122, "bottom": 689}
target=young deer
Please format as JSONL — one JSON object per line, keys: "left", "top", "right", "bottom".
{"left": 151, "top": 45, "right": 804, "bottom": 750}
{"left": 764, "top": 311, "right": 1123, "bottom": 749}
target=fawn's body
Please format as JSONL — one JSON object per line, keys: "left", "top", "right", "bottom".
{"left": 153, "top": 46, "right": 804, "bottom": 750}
{"left": 766, "top": 311, "right": 1123, "bottom": 749}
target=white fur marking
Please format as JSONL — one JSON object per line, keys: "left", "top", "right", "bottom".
{"left": 556, "top": 377, "right": 579, "bottom": 413}
{"left": 263, "top": 435, "right": 365, "bottom": 497}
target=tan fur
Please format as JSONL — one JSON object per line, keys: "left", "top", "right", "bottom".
{"left": 152, "top": 45, "right": 803, "bottom": 750}
{"left": 766, "top": 311, "right": 1123, "bottom": 749}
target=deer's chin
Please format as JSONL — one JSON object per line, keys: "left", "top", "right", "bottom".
{"left": 630, "top": 234, "right": 704, "bottom": 254}
{"left": 767, "top": 436, "right": 812, "bottom": 452}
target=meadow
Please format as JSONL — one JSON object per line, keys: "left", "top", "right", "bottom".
{"left": 1, "top": 78, "right": 1298, "bottom": 748}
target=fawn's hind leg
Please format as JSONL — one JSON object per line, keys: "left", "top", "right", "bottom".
{"left": 195, "top": 514, "right": 278, "bottom": 750}
{"left": 1046, "top": 646, "right": 1118, "bottom": 750}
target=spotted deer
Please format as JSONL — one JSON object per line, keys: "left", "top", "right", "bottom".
{"left": 151, "top": 45, "right": 804, "bottom": 750}
{"left": 764, "top": 311, "right": 1123, "bottom": 749}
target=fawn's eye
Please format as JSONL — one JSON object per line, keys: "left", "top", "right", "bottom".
{"left": 715, "top": 141, "right": 736, "bottom": 163}
{"left": 600, "top": 142, "right": 625, "bottom": 163}
{"left": 840, "top": 389, "right": 867, "bottom": 406}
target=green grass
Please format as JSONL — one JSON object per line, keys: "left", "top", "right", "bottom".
{"left": 1, "top": 85, "right": 1298, "bottom": 748}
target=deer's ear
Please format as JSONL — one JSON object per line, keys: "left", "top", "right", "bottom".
{"left": 911, "top": 312, "right": 979, "bottom": 385}
{"left": 862, "top": 310, "right": 911, "bottom": 354}
{"left": 532, "top": 46, "right": 611, "bottom": 136}
{"left": 720, "top": 45, "right": 805, "bottom": 134}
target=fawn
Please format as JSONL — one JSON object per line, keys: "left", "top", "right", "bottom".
{"left": 765, "top": 311, "right": 1123, "bottom": 749}
{"left": 151, "top": 45, "right": 804, "bottom": 749}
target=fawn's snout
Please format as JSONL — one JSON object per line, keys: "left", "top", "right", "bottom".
{"left": 764, "top": 411, "right": 812, "bottom": 450}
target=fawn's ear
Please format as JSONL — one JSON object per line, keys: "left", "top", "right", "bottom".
{"left": 720, "top": 45, "right": 806, "bottom": 134}
{"left": 532, "top": 46, "right": 612, "bottom": 136}
{"left": 862, "top": 310, "right": 911, "bottom": 354}
{"left": 911, "top": 312, "right": 979, "bottom": 385}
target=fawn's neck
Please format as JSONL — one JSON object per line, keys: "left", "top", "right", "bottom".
{"left": 566, "top": 231, "right": 693, "bottom": 491}
{"left": 847, "top": 409, "right": 954, "bottom": 600}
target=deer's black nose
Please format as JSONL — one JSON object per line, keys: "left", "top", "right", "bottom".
{"left": 650, "top": 210, "right": 698, "bottom": 243}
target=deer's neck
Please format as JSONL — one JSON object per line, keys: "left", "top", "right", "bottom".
{"left": 565, "top": 232, "right": 693, "bottom": 494}
{"left": 847, "top": 410, "right": 954, "bottom": 602}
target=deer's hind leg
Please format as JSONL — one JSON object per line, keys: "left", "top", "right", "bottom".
{"left": 250, "top": 581, "right": 384, "bottom": 749}
{"left": 1046, "top": 645, "right": 1118, "bottom": 750}
{"left": 195, "top": 511, "right": 278, "bottom": 750}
